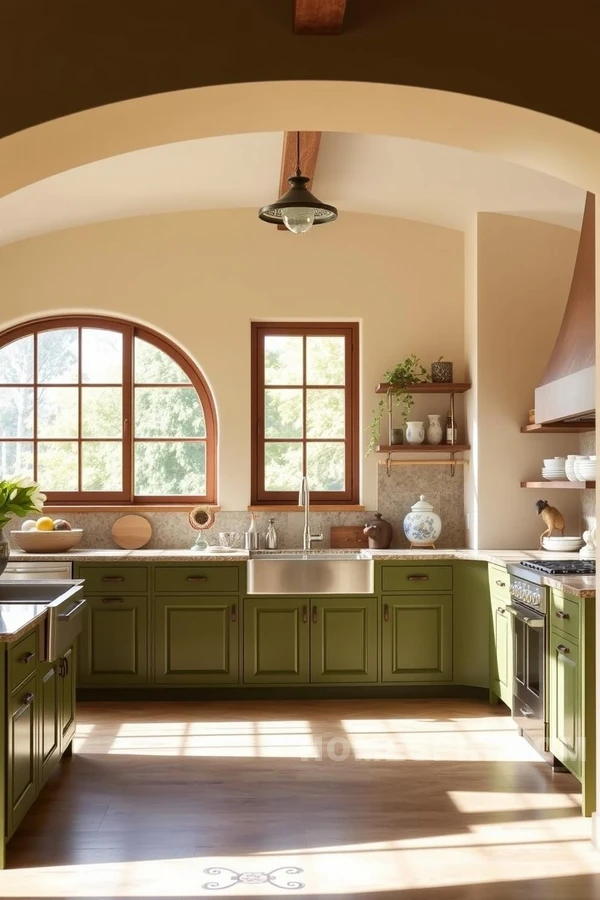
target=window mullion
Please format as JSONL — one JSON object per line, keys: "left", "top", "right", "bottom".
{"left": 33, "top": 331, "right": 38, "bottom": 482}
{"left": 124, "top": 326, "right": 134, "bottom": 501}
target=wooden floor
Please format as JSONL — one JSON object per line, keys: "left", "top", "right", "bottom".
{"left": 2, "top": 698, "right": 600, "bottom": 898}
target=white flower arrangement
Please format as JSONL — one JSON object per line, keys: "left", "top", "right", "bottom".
{"left": 0, "top": 477, "right": 46, "bottom": 531}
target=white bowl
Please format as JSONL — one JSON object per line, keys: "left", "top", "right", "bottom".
{"left": 11, "top": 529, "right": 84, "bottom": 553}
{"left": 543, "top": 458, "right": 566, "bottom": 467}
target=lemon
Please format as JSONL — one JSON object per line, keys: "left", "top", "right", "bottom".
{"left": 36, "top": 517, "right": 55, "bottom": 531}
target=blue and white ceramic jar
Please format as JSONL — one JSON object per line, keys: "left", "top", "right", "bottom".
{"left": 403, "top": 494, "right": 442, "bottom": 547}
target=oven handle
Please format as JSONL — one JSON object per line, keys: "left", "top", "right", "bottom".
{"left": 505, "top": 605, "right": 544, "bottom": 628}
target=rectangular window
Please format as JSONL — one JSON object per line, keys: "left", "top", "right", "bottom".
{"left": 251, "top": 323, "right": 359, "bottom": 505}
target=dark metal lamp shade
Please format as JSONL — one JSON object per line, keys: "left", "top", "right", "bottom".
{"left": 258, "top": 174, "right": 338, "bottom": 227}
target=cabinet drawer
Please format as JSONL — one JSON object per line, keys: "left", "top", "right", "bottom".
{"left": 381, "top": 565, "right": 452, "bottom": 593}
{"left": 76, "top": 565, "right": 147, "bottom": 594}
{"left": 488, "top": 564, "right": 510, "bottom": 602}
{"left": 550, "top": 592, "right": 580, "bottom": 640}
{"left": 154, "top": 565, "right": 239, "bottom": 594}
{"left": 9, "top": 629, "right": 38, "bottom": 691}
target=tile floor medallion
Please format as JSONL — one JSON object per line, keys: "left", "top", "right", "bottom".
{"left": 202, "top": 865, "right": 304, "bottom": 890}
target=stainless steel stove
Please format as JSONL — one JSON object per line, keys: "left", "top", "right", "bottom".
{"left": 505, "top": 557, "right": 594, "bottom": 765}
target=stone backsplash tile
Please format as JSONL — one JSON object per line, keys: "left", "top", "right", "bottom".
{"left": 7, "top": 465, "right": 464, "bottom": 550}
{"left": 579, "top": 432, "right": 596, "bottom": 533}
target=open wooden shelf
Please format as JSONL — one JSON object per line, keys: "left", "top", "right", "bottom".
{"left": 376, "top": 382, "right": 471, "bottom": 394}
{"left": 521, "top": 422, "right": 595, "bottom": 433}
{"left": 376, "top": 444, "right": 470, "bottom": 454}
{"left": 521, "top": 480, "right": 596, "bottom": 489}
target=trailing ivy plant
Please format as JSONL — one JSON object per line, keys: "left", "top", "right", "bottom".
{"left": 367, "top": 355, "right": 431, "bottom": 455}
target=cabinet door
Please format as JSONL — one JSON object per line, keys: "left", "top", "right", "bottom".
{"left": 39, "top": 660, "right": 61, "bottom": 785}
{"left": 154, "top": 595, "right": 239, "bottom": 684}
{"left": 78, "top": 595, "right": 149, "bottom": 686}
{"left": 382, "top": 595, "right": 453, "bottom": 682}
{"left": 490, "top": 598, "right": 513, "bottom": 706}
{"left": 7, "top": 674, "right": 38, "bottom": 838}
{"left": 549, "top": 630, "right": 581, "bottom": 777}
{"left": 60, "top": 646, "right": 77, "bottom": 751}
{"left": 310, "top": 597, "right": 378, "bottom": 683}
{"left": 243, "top": 598, "right": 309, "bottom": 684}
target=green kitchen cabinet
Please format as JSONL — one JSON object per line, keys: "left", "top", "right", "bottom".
{"left": 549, "top": 629, "right": 580, "bottom": 776}
{"left": 7, "top": 672, "right": 38, "bottom": 838}
{"left": 310, "top": 597, "right": 378, "bottom": 683}
{"left": 78, "top": 595, "right": 149, "bottom": 686}
{"left": 154, "top": 595, "right": 239, "bottom": 684}
{"left": 244, "top": 597, "right": 310, "bottom": 684}
{"left": 548, "top": 589, "right": 596, "bottom": 816}
{"left": 39, "top": 660, "right": 61, "bottom": 785}
{"left": 489, "top": 595, "right": 513, "bottom": 707}
{"left": 381, "top": 594, "right": 453, "bottom": 682}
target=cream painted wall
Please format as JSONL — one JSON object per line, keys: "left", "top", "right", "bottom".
{"left": 467, "top": 214, "right": 581, "bottom": 549}
{"left": 0, "top": 209, "right": 464, "bottom": 509}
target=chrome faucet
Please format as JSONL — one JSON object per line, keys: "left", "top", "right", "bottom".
{"left": 299, "top": 476, "right": 324, "bottom": 551}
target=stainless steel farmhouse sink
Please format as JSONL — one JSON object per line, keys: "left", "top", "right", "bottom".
{"left": 247, "top": 552, "right": 374, "bottom": 595}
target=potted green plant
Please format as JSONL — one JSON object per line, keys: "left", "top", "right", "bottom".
{"left": 0, "top": 477, "right": 46, "bottom": 576}
{"left": 367, "top": 355, "right": 431, "bottom": 454}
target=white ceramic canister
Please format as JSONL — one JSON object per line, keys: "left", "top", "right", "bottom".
{"left": 403, "top": 494, "right": 442, "bottom": 547}
{"left": 406, "top": 421, "right": 425, "bottom": 444}
{"left": 565, "top": 455, "right": 579, "bottom": 482}
{"left": 426, "top": 414, "right": 443, "bottom": 445}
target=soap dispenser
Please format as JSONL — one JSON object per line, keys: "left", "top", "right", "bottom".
{"left": 244, "top": 512, "right": 260, "bottom": 550}
{"left": 265, "top": 518, "right": 278, "bottom": 550}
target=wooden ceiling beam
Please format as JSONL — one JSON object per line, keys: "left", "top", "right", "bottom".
{"left": 293, "top": 0, "right": 347, "bottom": 35}
{"left": 279, "top": 131, "right": 322, "bottom": 197}
{"left": 277, "top": 131, "right": 322, "bottom": 230}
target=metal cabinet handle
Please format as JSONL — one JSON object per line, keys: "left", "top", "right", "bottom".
{"left": 496, "top": 580, "right": 506, "bottom": 588}
{"left": 186, "top": 575, "right": 208, "bottom": 582}
{"left": 231, "top": 604, "right": 237, "bottom": 622}
{"left": 58, "top": 659, "right": 65, "bottom": 677}
{"left": 407, "top": 575, "right": 429, "bottom": 582}
{"left": 18, "top": 651, "right": 35, "bottom": 663}
{"left": 64, "top": 655, "right": 69, "bottom": 677}
{"left": 302, "top": 605, "right": 308, "bottom": 624}
{"left": 58, "top": 598, "right": 86, "bottom": 620}
{"left": 383, "top": 603, "right": 389, "bottom": 622}
{"left": 519, "top": 707, "right": 533, "bottom": 718}
{"left": 102, "top": 575, "right": 124, "bottom": 582}
{"left": 557, "top": 644, "right": 570, "bottom": 654}
{"left": 22, "top": 692, "right": 34, "bottom": 705}
{"left": 312, "top": 606, "right": 317, "bottom": 624}
{"left": 556, "top": 611, "right": 570, "bottom": 620}
{"left": 496, "top": 606, "right": 506, "bottom": 615}
{"left": 101, "top": 597, "right": 124, "bottom": 604}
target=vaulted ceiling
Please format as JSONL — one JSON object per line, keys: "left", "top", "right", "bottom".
{"left": 0, "top": 132, "right": 585, "bottom": 248}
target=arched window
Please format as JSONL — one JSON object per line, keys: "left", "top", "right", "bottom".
{"left": 0, "top": 316, "right": 217, "bottom": 505}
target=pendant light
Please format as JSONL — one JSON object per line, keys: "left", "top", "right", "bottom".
{"left": 258, "top": 132, "right": 338, "bottom": 233}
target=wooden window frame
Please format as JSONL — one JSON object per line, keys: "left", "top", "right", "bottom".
{"left": 0, "top": 315, "right": 217, "bottom": 505}
{"left": 251, "top": 322, "right": 359, "bottom": 506}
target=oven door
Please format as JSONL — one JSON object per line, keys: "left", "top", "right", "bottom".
{"left": 506, "top": 600, "right": 546, "bottom": 743}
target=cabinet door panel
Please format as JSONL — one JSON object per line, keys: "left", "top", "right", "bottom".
{"left": 549, "top": 630, "right": 581, "bottom": 777}
{"left": 311, "top": 598, "right": 377, "bottom": 683}
{"left": 7, "top": 674, "right": 38, "bottom": 838}
{"left": 78, "top": 595, "right": 148, "bottom": 686}
{"left": 61, "top": 646, "right": 76, "bottom": 751}
{"left": 154, "top": 596, "right": 238, "bottom": 684}
{"left": 243, "top": 598, "right": 309, "bottom": 684}
{"left": 382, "top": 595, "right": 453, "bottom": 682}
{"left": 490, "top": 599, "right": 513, "bottom": 706}
{"left": 40, "top": 661, "right": 60, "bottom": 785}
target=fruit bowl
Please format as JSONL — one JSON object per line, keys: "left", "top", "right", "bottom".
{"left": 11, "top": 529, "right": 84, "bottom": 553}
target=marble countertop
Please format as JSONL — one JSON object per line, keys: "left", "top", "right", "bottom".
{"left": 7, "top": 547, "right": 595, "bottom": 598}
{"left": 0, "top": 603, "right": 47, "bottom": 643}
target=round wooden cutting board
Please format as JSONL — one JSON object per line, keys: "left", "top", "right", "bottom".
{"left": 111, "top": 514, "right": 152, "bottom": 549}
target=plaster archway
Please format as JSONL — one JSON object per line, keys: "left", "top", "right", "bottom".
{"left": 1, "top": 79, "right": 599, "bottom": 846}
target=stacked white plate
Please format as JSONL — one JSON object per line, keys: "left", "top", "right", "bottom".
{"left": 541, "top": 457, "right": 567, "bottom": 480}
{"left": 574, "top": 456, "right": 596, "bottom": 482}
{"left": 542, "top": 535, "right": 584, "bottom": 552}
